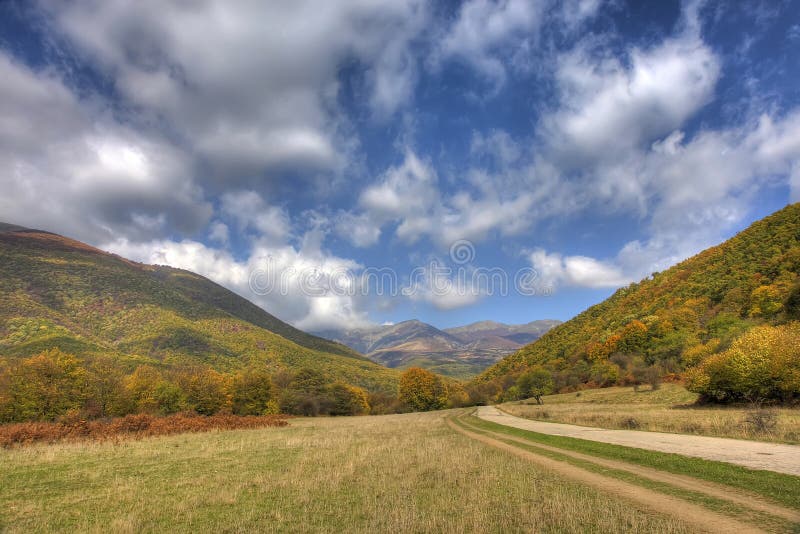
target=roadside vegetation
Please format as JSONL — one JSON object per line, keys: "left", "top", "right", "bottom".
{"left": 502, "top": 384, "right": 800, "bottom": 443}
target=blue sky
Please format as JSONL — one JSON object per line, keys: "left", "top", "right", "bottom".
{"left": 0, "top": 0, "right": 798, "bottom": 331}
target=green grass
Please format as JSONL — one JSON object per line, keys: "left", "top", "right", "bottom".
{"left": 0, "top": 411, "right": 692, "bottom": 533}
{"left": 462, "top": 413, "right": 800, "bottom": 511}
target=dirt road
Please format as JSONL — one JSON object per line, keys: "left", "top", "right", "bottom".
{"left": 476, "top": 405, "right": 800, "bottom": 475}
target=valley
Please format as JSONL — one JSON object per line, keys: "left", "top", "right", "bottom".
{"left": 316, "top": 318, "right": 560, "bottom": 379}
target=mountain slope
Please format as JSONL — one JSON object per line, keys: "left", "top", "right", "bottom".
{"left": 0, "top": 225, "right": 398, "bottom": 392}
{"left": 476, "top": 203, "right": 800, "bottom": 387}
{"left": 445, "top": 320, "right": 562, "bottom": 345}
{"left": 319, "top": 319, "right": 560, "bottom": 379}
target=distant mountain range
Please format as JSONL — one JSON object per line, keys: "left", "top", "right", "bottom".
{"left": 315, "top": 319, "right": 560, "bottom": 379}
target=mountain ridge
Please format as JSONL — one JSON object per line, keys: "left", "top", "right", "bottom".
{"left": 317, "top": 318, "right": 561, "bottom": 379}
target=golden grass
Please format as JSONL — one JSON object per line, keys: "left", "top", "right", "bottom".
{"left": 0, "top": 410, "right": 691, "bottom": 533}
{"left": 503, "top": 384, "right": 800, "bottom": 443}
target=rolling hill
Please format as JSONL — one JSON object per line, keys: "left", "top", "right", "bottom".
{"left": 0, "top": 224, "right": 399, "bottom": 393}
{"left": 317, "top": 319, "right": 560, "bottom": 379}
{"left": 476, "top": 203, "right": 800, "bottom": 389}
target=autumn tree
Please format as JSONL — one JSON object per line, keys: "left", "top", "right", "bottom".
{"left": 231, "top": 367, "right": 276, "bottom": 415}
{"left": 0, "top": 349, "right": 87, "bottom": 422}
{"left": 328, "top": 383, "right": 370, "bottom": 415}
{"left": 183, "top": 368, "right": 231, "bottom": 415}
{"left": 687, "top": 323, "right": 800, "bottom": 403}
{"left": 125, "top": 366, "right": 186, "bottom": 415}
{"left": 398, "top": 367, "right": 447, "bottom": 412}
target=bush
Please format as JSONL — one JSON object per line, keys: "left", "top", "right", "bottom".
{"left": 687, "top": 323, "right": 800, "bottom": 403}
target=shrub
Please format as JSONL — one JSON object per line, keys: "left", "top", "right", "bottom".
{"left": 687, "top": 323, "right": 800, "bottom": 403}
{"left": 0, "top": 413, "right": 289, "bottom": 448}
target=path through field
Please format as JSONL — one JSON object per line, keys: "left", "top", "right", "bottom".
{"left": 452, "top": 409, "right": 800, "bottom": 533}
{"left": 477, "top": 406, "right": 800, "bottom": 475}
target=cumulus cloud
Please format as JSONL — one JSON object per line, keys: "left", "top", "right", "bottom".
{"left": 340, "top": 149, "right": 556, "bottom": 248}
{"left": 39, "top": 0, "right": 430, "bottom": 187}
{"left": 435, "top": 0, "right": 546, "bottom": 88}
{"left": 530, "top": 249, "right": 629, "bottom": 289}
{"left": 103, "top": 237, "right": 372, "bottom": 331}
{"left": 543, "top": 22, "right": 720, "bottom": 167}
{"left": 0, "top": 51, "right": 211, "bottom": 244}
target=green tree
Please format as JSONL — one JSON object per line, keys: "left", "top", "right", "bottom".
{"left": 516, "top": 367, "right": 554, "bottom": 404}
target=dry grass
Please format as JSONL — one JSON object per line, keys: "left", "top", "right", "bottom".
{"left": 0, "top": 413, "right": 289, "bottom": 448}
{"left": 0, "top": 410, "right": 691, "bottom": 533}
{"left": 503, "top": 384, "right": 800, "bottom": 443}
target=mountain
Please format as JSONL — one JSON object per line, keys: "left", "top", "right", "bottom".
{"left": 445, "top": 320, "right": 563, "bottom": 345}
{"left": 0, "top": 224, "right": 399, "bottom": 392}
{"left": 476, "top": 203, "right": 800, "bottom": 389}
{"left": 317, "top": 319, "right": 560, "bottom": 379}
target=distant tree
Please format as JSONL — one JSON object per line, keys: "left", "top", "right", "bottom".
{"left": 183, "top": 368, "right": 231, "bottom": 415}
{"left": 125, "top": 366, "right": 187, "bottom": 415}
{"left": 516, "top": 367, "right": 554, "bottom": 404}
{"left": 328, "top": 383, "right": 370, "bottom": 415}
{"left": 232, "top": 368, "right": 275, "bottom": 415}
{"left": 85, "top": 356, "right": 127, "bottom": 417}
{"left": 398, "top": 367, "right": 447, "bottom": 412}
{"left": 0, "top": 349, "right": 87, "bottom": 422}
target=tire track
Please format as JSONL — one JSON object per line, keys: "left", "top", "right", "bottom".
{"left": 456, "top": 415, "right": 800, "bottom": 524}
{"left": 448, "top": 417, "right": 766, "bottom": 534}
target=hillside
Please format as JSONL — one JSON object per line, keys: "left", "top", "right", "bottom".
{"left": 0, "top": 225, "right": 398, "bottom": 393}
{"left": 476, "top": 203, "right": 800, "bottom": 389}
{"left": 318, "top": 319, "right": 560, "bottom": 379}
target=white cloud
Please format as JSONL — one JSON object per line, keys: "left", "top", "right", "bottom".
{"left": 40, "top": 0, "right": 429, "bottom": 185}
{"left": 544, "top": 28, "right": 720, "bottom": 166}
{"left": 530, "top": 248, "right": 630, "bottom": 289}
{"left": 207, "top": 221, "right": 229, "bottom": 245}
{"left": 560, "top": 0, "right": 603, "bottom": 30}
{"left": 220, "top": 190, "right": 290, "bottom": 245}
{"left": 436, "top": 0, "right": 546, "bottom": 88}
{"left": 0, "top": 51, "right": 210, "bottom": 244}
{"left": 103, "top": 237, "right": 372, "bottom": 332}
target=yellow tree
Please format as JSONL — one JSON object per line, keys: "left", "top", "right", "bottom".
{"left": 398, "top": 367, "right": 447, "bottom": 411}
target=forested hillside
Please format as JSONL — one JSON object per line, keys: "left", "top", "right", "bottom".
{"left": 0, "top": 225, "right": 400, "bottom": 422}
{"left": 475, "top": 203, "right": 800, "bottom": 400}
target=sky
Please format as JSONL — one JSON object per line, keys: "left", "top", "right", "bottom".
{"left": 1, "top": 0, "right": 799, "bottom": 332}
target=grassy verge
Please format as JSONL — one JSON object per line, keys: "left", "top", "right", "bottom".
{"left": 0, "top": 410, "right": 691, "bottom": 533}
{"left": 502, "top": 384, "right": 800, "bottom": 443}
{"left": 462, "top": 413, "right": 800, "bottom": 511}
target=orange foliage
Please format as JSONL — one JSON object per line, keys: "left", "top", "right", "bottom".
{"left": 0, "top": 412, "right": 289, "bottom": 448}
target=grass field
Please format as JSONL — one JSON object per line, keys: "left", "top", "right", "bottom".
{"left": 502, "top": 384, "right": 800, "bottom": 443}
{"left": 0, "top": 411, "right": 695, "bottom": 533}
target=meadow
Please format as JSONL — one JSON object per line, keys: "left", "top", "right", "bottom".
{"left": 501, "top": 384, "right": 800, "bottom": 443}
{"left": 0, "top": 410, "right": 691, "bottom": 533}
